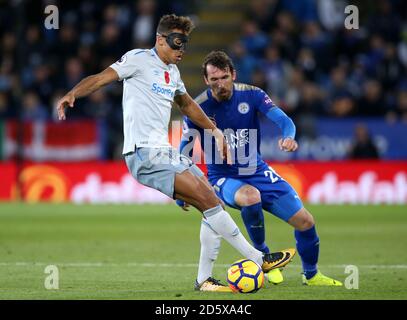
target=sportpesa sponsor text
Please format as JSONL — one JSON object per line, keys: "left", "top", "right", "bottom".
{"left": 151, "top": 83, "right": 175, "bottom": 98}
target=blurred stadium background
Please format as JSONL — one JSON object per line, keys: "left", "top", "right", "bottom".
{"left": 0, "top": 0, "right": 406, "bottom": 299}
{"left": 0, "top": 0, "right": 406, "bottom": 204}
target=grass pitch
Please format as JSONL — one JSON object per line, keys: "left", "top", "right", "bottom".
{"left": 0, "top": 203, "right": 406, "bottom": 300}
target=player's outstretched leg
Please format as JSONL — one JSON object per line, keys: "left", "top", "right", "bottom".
{"left": 202, "top": 204, "right": 296, "bottom": 273}
{"left": 174, "top": 171, "right": 296, "bottom": 284}
{"left": 234, "top": 184, "right": 284, "bottom": 284}
{"left": 289, "top": 207, "right": 343, "bottom": 286}
{"left": 194, "top": 219, "right": 233, "bottom": 292}
{"left": 195, "top": 218, "right": 295, "bottom": 292}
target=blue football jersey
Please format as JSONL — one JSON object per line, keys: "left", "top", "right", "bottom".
{"left": 182, "top": 83, "right": 278, "bottom": 180}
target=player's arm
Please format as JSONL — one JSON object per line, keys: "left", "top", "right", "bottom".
{"left": 175, "top": 93, "right": 231, "bottom": 163}
{"left": 179, "top": 122, "right": 197, "bottom": 159}
{"left": 57, "top": 67, "right": 119, "bottom": 120}
{"left": 257, "top": 92, "right": 298, "bottom": 152}
{"left": 267, "top": 107, "right": 298, "bottom": 152}
{"left": 175, "top": 93, "right": 216, "bottom": 131}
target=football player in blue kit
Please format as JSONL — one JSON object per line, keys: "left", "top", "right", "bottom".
{"left": 178, "top": 51, "right": 342, "bottom": 286}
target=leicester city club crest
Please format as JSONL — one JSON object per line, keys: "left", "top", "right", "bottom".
{"left": 238, "top": 102, "right": 250, "bottom": 114}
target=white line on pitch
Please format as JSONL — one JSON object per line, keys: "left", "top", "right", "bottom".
{"left": 0, "top": 262, "right": 406, "bottom": 269}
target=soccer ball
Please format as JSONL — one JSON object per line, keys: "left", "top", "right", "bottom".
{"left": 227, "top": 259, "right": 264, "bottom": 293}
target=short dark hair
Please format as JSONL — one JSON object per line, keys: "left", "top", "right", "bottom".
{"left": 202, "top": 51, "right": 235, "bottom": 78}
{"left": 157, "top": 14, "right": 195, "bottom": 35}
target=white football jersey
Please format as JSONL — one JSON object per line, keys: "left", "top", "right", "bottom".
{"left": 110, "top": 48, "right": 186, "bottom": 153}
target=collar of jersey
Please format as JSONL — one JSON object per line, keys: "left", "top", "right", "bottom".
{"left": 151, "top": 47, "right": 170, "bottom": 68}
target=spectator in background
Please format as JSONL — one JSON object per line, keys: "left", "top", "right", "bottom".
{"left": 132, "top": 0, "right": 157, "bottom": 48}
{"left": 273, "top": 11, "right": 300, "bottom": 63}
{"left": 240, "top": 20, "right": 269, "bottom": 58}
{"left": 0, "top": 57, "right": 15, "bottom": 93}
{"left": 21, "top": 91, "right": 49, "bottom": 121}
{"left": 325, "top": 65, "right": 353, "bottom": 101}
{"left": 398, "top": 31, "right": 407, "bottom": 68}
{"left": 297, "top": 82, "right": 324, "bottom": 116}
{"left": 316, "top": 0, "right": 347, "bottom": 32}
{"left": 53, "top": 24, "right": 79, "bottom": 62}
{"left": 393, "top": 85, "right": 407, "bottom": 122}
{"left": 364, "top": 34, "right": 386, "bottom": 77}
{"left": 280, "top": 0, "right": 318, "bottom": 23}
{"left": 25, "top": 25, "right": 43, "bottom": 67}
{"left": 296, "top": 48, "right": 317, "bottom": 80}
{"left": 77, "top": 45, "right": 98, "bottom": 75}
{"left": 250, "top": 68, "right": 268, "bottom": 92}
{"left": 324, "top": 65, "right": 356, "bottom": 117}
{"left": 367, "top": 0, "right": 401, "bottom": 44}
{"left": 0, "top": 92, "right": 15, "bottom": 119}
{"left": 275, "top": 11, "right": 298, "bottom": 37}
{"left": 399, "top": 89, "right": 407, "bottom": 122}
{"left": 98, "top": 23, "right": 123, "bottom": 58}
{"left": 376, "top": 43, "right": 404, "bottom": 92}
{"left": 348, "top": 123, "right": 380, "bottom": 159}
{"left": 348, "top": 57, "right": 368, "bottom": 98}
{"left": 334, "top": 28, "right": 366, "bottom": 62}
{"left": 0, "top": 33, "right": 16, "bottom": 94}
{"left": 31, "top": 64, "right": 54, "bottom": 108}
{"left": 103, "top": 4, "right": 120, "bottom": 25}
{"left": 330, "top": 93, "right": 356, "bottom": 117}
{"left": 83, "top": 89, "right": 113, "bottom": 119}
{"left": 229, "top": 41, "right": 258, "bottom": 84}
{"left": 261, "top": 45, "right": 289, "bottom": 101}
{"left": 1, "top": 32, "right": 16, "bottom": 59}
{"left": 245, "top": 0, "right": 279, "bottom": 33}
{"left": 63, "top": 57, "right": 84, "bottom": 90}
{"left": 300, "top": 21, "right": 332, "bottom": 71}
{"left": 284, "top": 67, "right": 305, "bottom": 116}
{"left": 80, "top": 19, "right": 98, "bottom": 47}
{"left": 60, "top": 57, "right": 86, "bottom": 118}
{"left": 83, "top": 89, "right": 121, "bottom": 159}
{"left": 157, "top": 0, "right": 198, "bottom": 16}
{"left": 357, "top": 80, "right": 387, "bottom": 116}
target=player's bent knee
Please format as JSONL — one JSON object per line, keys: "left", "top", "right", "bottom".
{"left": 289, "top": 208, "right": 315, "bottom": 231}
{"left": 301, "top": 215, "right": 315, "bottom": 230}
{"left": 196, "top": 186, "right": 220, "bottom": 210}
{"left": 236, "top": 185, "right": 261, "bottom": 206}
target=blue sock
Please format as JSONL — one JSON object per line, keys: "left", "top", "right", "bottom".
{"left": 241, "top": 203, "right": 270, "bottom": 253}
{"left": 295, "top": 225, "right": 319, "bottom": 279}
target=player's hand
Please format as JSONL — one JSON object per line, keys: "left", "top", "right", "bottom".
{"left": 56, "top": 93, "right": 75, "bottom": 120}
{"left": 278, "top": 137, "right": 298, "bottom": 152}
{"left": 176, "top": 199, "right": 190, "bottom": 211}
{"left": 213, "top": 128, "right": 232, "bottom": 165}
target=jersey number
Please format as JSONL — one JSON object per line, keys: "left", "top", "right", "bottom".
{"left": 264, "top": 167, "right": 283, "bottom": 183}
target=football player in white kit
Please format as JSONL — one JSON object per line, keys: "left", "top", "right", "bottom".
{"left": 56, "top": 14, "right": 295, "bottom": 292}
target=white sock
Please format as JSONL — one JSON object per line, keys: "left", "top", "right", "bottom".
{"left": 197, "top": 220, "right": 221, "bottom": 284}
{"left": 203, "top": 205, "right": 263, "bottom": 266}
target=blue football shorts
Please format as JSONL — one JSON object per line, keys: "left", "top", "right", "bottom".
{"left": 210, "top": 165, "right": 303, "bottom": 222}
